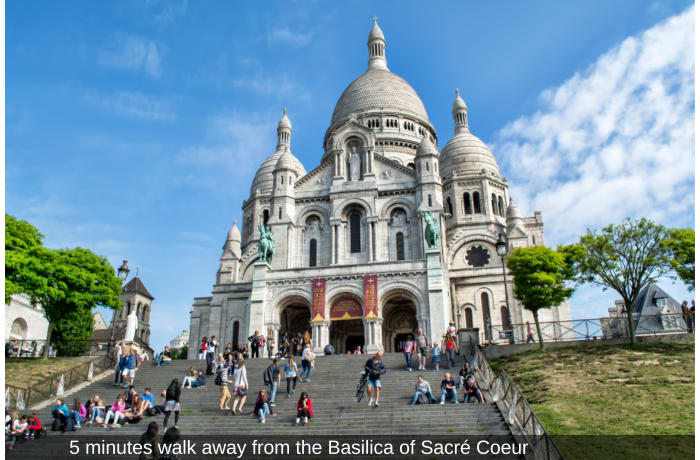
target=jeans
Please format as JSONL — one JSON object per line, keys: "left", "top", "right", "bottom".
{"left": 286, "top": 376, "right": 297, "bottom": 394}
{"left": 257, "top": 403, "right": 270, "bottom": 422}
{"left": 114, "top": 365, "right": 124, "bottom": 384}
{"left": 104, "top": 410, "right": 124, "bottom": 425}
{"left": 300, "top": 360, "right": 312, "bottom": 379}
{"left": 445, "top": 349, "right": 456, "bottom": 368}
{"left": 89, "top": 407, "right": 104, "bottom": 421}
{"left": 462, "top": 394, "right": 483, "bottom": 404}
{"left": 71, "top": 411, "right": 84, "bottom": 425}
{"left": 404, "top": 352, "right": 413, "bottom": 368}
{"left": 440, "top": 388, "right": 458, "bottom": 403}
{"left": 266, "top": 381, "right": 278, "bottom": 403}
{"left": 206, "top": 352, "right": 214, "bottom": 369}
{"left": 411, "top": 390, "right": 436, "bottom": 404}
{"left": 51, "top": 410, "right": 71, "bottom": 432}
{"left": 157, "top": 355, "right": 170, "bottom": 366}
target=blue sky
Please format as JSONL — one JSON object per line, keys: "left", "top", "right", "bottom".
{"left": 6, "top": 1, "right": 694, "bottom": 352}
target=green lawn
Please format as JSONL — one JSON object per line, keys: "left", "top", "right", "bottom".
{"left": 5, "top": 356, "right": 95, "bottom": 389}
{"left": 490, "top": 342, "right": 694, "bottom": 460}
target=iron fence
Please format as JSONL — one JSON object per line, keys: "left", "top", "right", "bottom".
{"left": 483, "top": 313, "right": 692, "bottom": 346}
{"left": 467, "top": 338, "right": 564, "bottom": 460}
{"left": 5, "top": 339, "right": 111, "bottom": 358}
{"left": 5, "top": 346, "right": 117, "bottom": 411}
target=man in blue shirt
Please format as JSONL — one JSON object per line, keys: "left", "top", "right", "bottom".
{"left": 439, "top": 373, "right": 459, "bottom": 405}
{"left": 122, "top": 349, "right": 138, "bottom": 388}
{"left": 114, "top": 349, "right": 128, "bottom": 385}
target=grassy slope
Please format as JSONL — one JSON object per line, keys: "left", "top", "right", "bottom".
{"left": 490, "top": 342, "right": 694, "bottom": 460}
{"left": 5, "top": 356, "right": 94, "bottom": 389}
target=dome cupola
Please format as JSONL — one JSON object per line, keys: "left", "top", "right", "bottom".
{"left": 367, "top": 17, "right": 387, "bottom": 70}
{"left": 277, "top": 107, "right": 292, "bottom": 151}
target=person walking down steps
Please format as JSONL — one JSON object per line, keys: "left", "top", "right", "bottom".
{"left": 364, "top": 351, "right": 386, "bottom": 408}
{"left": 162, "top": 379, "right": 181, "bottom": 433}
{"left": 285, "top": 355, "right": 298, "bottom": 397}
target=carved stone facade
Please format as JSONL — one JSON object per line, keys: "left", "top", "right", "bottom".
{"left": 188, "top": 20, "right": 571, "bottom": 357}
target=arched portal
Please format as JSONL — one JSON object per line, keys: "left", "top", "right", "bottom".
{"left": 328, "top": 297, "right": 364, "bottom": 354}
{"left": 279, "top": 299, "right": 312, "bottom": 342}
{"left": 10, "top": 318, "right": 28, "bottom": 340}
{"left": 381, "top": 292, "right": 418, "bottom": 352}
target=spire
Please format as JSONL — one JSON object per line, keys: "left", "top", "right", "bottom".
{"left": 223, "top": 219, "right": 241, "bottom": 259}
{"left": 277, "top": 107, "right": 292, "bottom": 151}
{"left": 452, "top": 88, "right": 469, "bottom": 134}
{"left": 367, "top": 17, "right": 388, "bottom": 70}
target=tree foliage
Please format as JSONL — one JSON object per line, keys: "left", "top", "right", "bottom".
{"left": 564, "top": 217, "right": 670, "bottom": 344}
{"left": 662, "top": 227, "right": 695, "bottom": 291}
{"left": 171, "top": 346, "right": 188, "bottom": 360}
{"left": 506, "top": 245, "right": 574, "bottom": 349}
{"left": 5, "top": 214, "right": 123, "bottom": 356}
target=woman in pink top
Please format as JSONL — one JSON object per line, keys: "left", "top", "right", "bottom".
{"left": 103, "top": 395, "right": 126, "bottom": 428}
{"left": 71, "top": 398, "right": 87, "bottom": 428}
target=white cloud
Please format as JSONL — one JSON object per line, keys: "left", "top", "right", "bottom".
{"left": 98, "top": 34, "right": 163, "bottom": 78}
{"left": 85, "top": 90, "right": 176, "bottom": 121}
{"left": 492, "top": 7, "right": 694, "bottom": 245}
{"left": 153, "top": 0, "right": 188, "bottom": 26}
{"left": 174, "top": 112, "right": 278, "bottom": 188}
{"left": 268, "top": 27, "right": 312, "bottom": 47}
{"left": 231, "top": 72, "right": 311, "bottom": 103}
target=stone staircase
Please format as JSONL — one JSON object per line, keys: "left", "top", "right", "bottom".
{"left": 30, "top": 353, "right": 512, "bottom": 437}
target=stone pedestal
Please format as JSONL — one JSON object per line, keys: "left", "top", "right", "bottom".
{"left": 247, "top": 262, "right": 270, "bottom": 339}
{"left": 425, "top": 249, "right": 450, "bottom": 346}
{"left": 312, "top": 321, "right": 330, "bottom": 354}
{"left": 363, "top": 318, "right": 382, "bottom": 354}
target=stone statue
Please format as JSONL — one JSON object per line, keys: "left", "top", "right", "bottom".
{"left": 257, "top": 224, "right": 275, "bottom": 264}
{"left": 422, "top": 211, "right": 439, "bottom": 249}
{"left": 348, "top": 146, "right": 361, "bottom": 181}
{"left": 125, "top": 310, "right": 138, "bottom": 342}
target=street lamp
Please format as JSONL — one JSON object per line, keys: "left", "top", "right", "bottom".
{"left": 496, "top": 234, "right": 514, "bottom": 344}
{"left": 109, "top": 260, "right": 130, "bottom": 356}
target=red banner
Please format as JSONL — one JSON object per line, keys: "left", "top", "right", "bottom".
{"left": 364, "top": 275, "right": 378, "bottom": 319}
{"left": 312, "top": 278, "right": 326, "bottom": 322}
{"left": 330, "top": 298, "right": 363, "bottom": 321}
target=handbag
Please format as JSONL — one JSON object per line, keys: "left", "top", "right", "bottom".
{"left": 237, "top": 388, "right": 247, "bottom": 396}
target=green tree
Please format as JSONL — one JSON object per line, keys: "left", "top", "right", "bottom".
{"left": 566, "top": 217, "right": 670, "bottom": 344}
{"left": 506, "top": 246, "right": 574, "bottom": 349}
{"left": 5, "top": 214, "right": 123, "bottom": 356}
{"left": 171, "top": 345, "right": 188, "bottom": 360}
{"left": 662, "top": 228, "right": 695, "bottom": 291}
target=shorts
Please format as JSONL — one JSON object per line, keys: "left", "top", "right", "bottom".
{"left": 122, "top": 368, "right": 136, "bottom": 378}
{"left": 164, "top": 400, "right": 180, "bottom": 412}
{"left": 367, "top": 378, "right": 381, "bottom": 388}
{"left": 232, "top": 386, "right": 244, "bottom": 396}
{"left": 418, "top": 347, "right": 428, "bottom": 356}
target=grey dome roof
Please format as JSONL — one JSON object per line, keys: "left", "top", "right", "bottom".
{"left": 452, "top": 89, "right": 467, "bottom": 115}
{"left": 275, "top": 150, "right": 306, "bottom": 176}
{"left": 330, "top": 69, "right": 430, "bottom": 128}
{"left": 278, "top": 109, "right": 291, "bottom": 130}
{"left": 440, "top": 131, "right": 500, "bottom": 177}
{"left": 227, "top": 220, "right": 241, "bottom": 243}
{"left": 250, "top": 150, "right": 283, "bottom": 196}
{"left": 368, "top": 22, "right": 385, "bottom": 41}
{"left": 417, "top": 134, "right": 438, "bottom": 156}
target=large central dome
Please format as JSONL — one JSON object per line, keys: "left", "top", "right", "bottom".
{"left": 330, "top": 68, "right": 430, "bottom": 128}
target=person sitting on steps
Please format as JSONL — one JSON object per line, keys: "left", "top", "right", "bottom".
{"left": 51, "top": 398, "right": 72, "bottom": 432}
{"left": 103, "top": 394, "right": 126, "bottom": 428}
{"left": 462, "top": 377, "right": 485, "bottom": 404}
{"left": 253, "top": 389, "right": 276, "bottom": 424}
{"left": 409, "top": 375, "right": 437, "bottom": 405}
{"left": 439, "top": 373, "right": 459, "bottom": 405}
{"left": 296, "top": 392, "right": 314, "bottom": 426}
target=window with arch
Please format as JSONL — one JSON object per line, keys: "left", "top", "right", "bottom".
{"left": 396, "top": 232, "right": 405, "bottom": 261}
{"left": 350, "top": 212, "right": 361, "bottom": 253}
{"left": 473, "top": 192, "right": 482, "bottom": 213}
{"left": 127, "top": 302, "right": 132, "bottom": 316}
{"left": 309, "top": 239, "right": 317, "bottom": 267}
{"left": 481, "top": 292, "right": 492, "bottom": 341}
{"left": 491, "top": 193, "right": 498, "bottom": 215}
{"left": 463, "top": 193, "right": 472, "bottom": 214}
{"left": 263, "top": 209, "right": 270, "bottom": 226}
{"left": 142, "top": 305, "right": 148, "bottom": 321}
{"left": 446, "top": 197, "right": 453, "bottom": 215}
{"left": 233, "top": 320, "right": 240, "bottom": 345}
{"left": 500, "top": 306, "right": 511, "bottom": 329}
{"left": 464, "top": 308, "right": 474, "bottom": 329}
{"left": 498, "top": 196, "right": 505, "bottom": 217}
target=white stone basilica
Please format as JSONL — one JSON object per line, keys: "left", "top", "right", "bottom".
{"left": 188, "top": 20, "right": 571, "bottom": 357}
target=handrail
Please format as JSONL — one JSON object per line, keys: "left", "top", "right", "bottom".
{"left": 467, "top": 338, "right": 564, "bottom": 460}
{"left": 5, "top": 347, "right": 117, "bottom": 411}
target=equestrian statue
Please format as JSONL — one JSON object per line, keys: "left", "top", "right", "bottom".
{"left": 257, "top": 224, "right": 275, "bottom": 264}
{"left": 422, "top": 211, "right": 440, "bottom": 250}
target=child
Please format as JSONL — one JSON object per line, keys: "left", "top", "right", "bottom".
{"left": 87, "top": 396, "right": 105, "bottom": 424}
{"left": 103, "top": 395, "right": 126, "bottom": 428}
{"left": 71, "top": 398, "right": 86, "bottom": 428}
{"left": 253, "top": 389, "right": 274, "bottom": 424}
{"left": 430, "top": 342, "right": 441, "bottom": 371}
{"left": 27, "top": 413, "right": 43, "bottom": 438}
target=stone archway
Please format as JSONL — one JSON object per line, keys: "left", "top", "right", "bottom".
{"left": 328, "top": 297, "right": 365, "bottom": 354}
{"left": 278, "top": 297, "right": 312, "bottom": 349}
{"left": 381, "top": 293, "right": 418, "bottom": 352}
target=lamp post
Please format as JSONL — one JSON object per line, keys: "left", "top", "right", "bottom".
{"left": 496, "top": 234, "right": 514, "bottom": 344}
{"left": 109, "top": 260, "right": 130, "bottom": 357}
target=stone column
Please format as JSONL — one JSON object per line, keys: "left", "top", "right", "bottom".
{"left": 312, "top": 322, "right": 330, "bottom": 354}
{"left": 247, "top": 262, "right": 270, "bottom": 339}
{"left": 425, "top": 249, "right": 450, "bottom": 347}
{"left": 363, "top": 319, "right": 382, "bottom": 354}
{"left": 366, "top": 217, "right": 378, "bottom": 262}
{"left": 330, "top": 219, "right": 341, "bottom": 265}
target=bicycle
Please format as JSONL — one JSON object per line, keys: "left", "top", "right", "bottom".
{"left": 355, "top": 371, "right": 368, "bottom": 403}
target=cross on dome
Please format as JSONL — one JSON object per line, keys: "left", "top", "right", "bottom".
{"left": 372, "top": 16, "right": 379, "bottom": 25}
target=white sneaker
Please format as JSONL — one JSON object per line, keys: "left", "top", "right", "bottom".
{"left": 368, "top": 398, "right": 374, "bottom": 407}
{"left": 439, "top": 401, "right": 445, "bottom": 405}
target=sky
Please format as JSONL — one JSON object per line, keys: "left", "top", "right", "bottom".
{"left": 6, "top": 1, "right": 695, "bottom": 352}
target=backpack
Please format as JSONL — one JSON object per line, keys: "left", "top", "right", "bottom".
{"left": 263, "top": 365, "right": 275, "bottom": 385}
{"left": 215, "top": 372, "right": 222, "bottom": 386}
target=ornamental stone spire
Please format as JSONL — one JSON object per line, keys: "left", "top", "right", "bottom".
{"left": 277, "top": 107, "right": 292, "bottom": 151}
{"left": 367, "top": 17, "right": 388, "bottom": 70}
{"left": 452, "top": 88, "right": 469, "bottom": 134}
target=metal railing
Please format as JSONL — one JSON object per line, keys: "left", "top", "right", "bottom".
{"left": 483, "top": 313, "right": 693, "bottom": 346}
{"left": 5, "top": 340, "right": 110, "bottom": 358}
{"left": 5, "top": 346, "right": 117, "bottom": 411}
{"left": 467, "top": 338, "right": 564, "bottom": 460}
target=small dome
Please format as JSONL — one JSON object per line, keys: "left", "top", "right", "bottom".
{"left": 275, "top": 150, "right": 306, "bottom": 177}
{"left": 507, "top": 198, "right": 526, "bottom": 235}
{"left": 368, "top": 18, "right": 385, "bottom": 41}
{"left": 417, "top": 134, "right": 438, "bottom": 156}
{"left": 507, "top": 198, "right": 522, "bottom": 220}
{"left": 250, "top": 150, "right": 283, "bottom": 196}
{"left": 440, "top": 132, "right": 500, "bottom": 177}
{"left": 452, "top": 89, "right": 467, "bottom": 115}
{"left": 227, "top": 220, "right": 241, "bottom": 242}
{"left": 278, "top": 108, "right": 291, "bottom": 131}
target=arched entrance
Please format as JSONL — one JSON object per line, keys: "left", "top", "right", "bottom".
{"left": 279, "top": 299, "right": 312, "bottom": 343}
{"left": 329, "top": 297, "right": 364, "bottom": 354}
{"left": 381, "top": 292, "right": 418, "bottom": 352}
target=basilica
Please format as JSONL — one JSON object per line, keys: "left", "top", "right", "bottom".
{"left": 188, "top": 20, "right": 571, "bottom": 357}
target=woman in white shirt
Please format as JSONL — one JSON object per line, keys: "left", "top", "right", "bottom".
{"left": 230, "top": 360, "right": 248, "bottom": 416}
